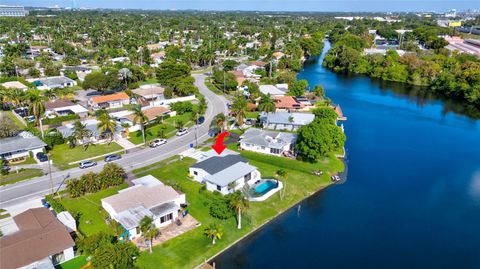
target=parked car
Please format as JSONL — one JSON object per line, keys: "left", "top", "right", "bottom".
{"left": 176, "top": 128, "right": 188, "bottom": 136}
{"left": 79, "top": 160, "right": 97, "bottom": 169}
{"left": 149, "top": 139, "right": 167, "bottom": 148}
{"left": 104, "top": 154, "right": 121, "bottom": 162}
{"left": 26, "top": 115, "right": 35, "bottom": 123}
{"left": 36, "top": 152, "right": 48, "bottom": 162}
{"left": 197, "top": 116, "right": 205, "bottom": 125}
{"left": 14, "top": 107, "right": 28, "bottom": 117}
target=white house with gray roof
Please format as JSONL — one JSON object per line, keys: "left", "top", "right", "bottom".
{"left": 0, "top": 132, "right": 46, "bottom": 161}
{"left": 240, "top": 128, "right": 297, "bottom": 156}
{"left": 189, "top": 152, "right": 261, "bottom": 195}
{"left": 101, "top": 175, "right": 186, "bottom": 239}
{"left": 27, "top": 76, "right": 76, "bottom": 90}
{"left": 260, "top": 111, "right": 315, "bottom": 131}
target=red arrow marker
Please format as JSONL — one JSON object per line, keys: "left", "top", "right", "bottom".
{"left": 212, "top": 132, "right": 230, "bottom": 155}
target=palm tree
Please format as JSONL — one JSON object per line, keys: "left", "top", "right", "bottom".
{"left": 130, "top": 106, "right": 148, "bottom": 145}
{"left": 175, "top": 120, "right": 185, "bottom": 130}
{"left": 258, "top": 94, "right": 276, "bottom": 129}
{"left": 43, "top": 89, "right": 56, "bottom": 100}
{"left": 214, "top": 113, "right": 226, "bottom": 132}
{"left": 203, "top": 223, "right": 223, "bottom": 245}
{"left": 28, "top": 93, "right": 46, "bottom": 138}
{"left": 72, "top": 120, "right": 92, "bottom": 151}
{"left": 119, "top": 68, "right": 132, "bottom": 86}
{"left": 97, "top": 113, "right": 117, "bottom": 144}
{"left": 229, "top": 191, "right": 249, "bottom": 229}
{"left": 139, "top": 216, "right": 159, "bottom": 254}
{"left": 231, "top": 95, "right": 247, "bottom": 126}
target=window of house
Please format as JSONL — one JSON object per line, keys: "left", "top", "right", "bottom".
{"left": 244, "top": 173, "right": 251, "bottom": 182}
{"left": 160, "top": 213, "right": 173, "bottom": 223}
{"left": 136, "top": 226, "right": 141, "bottom": 234}
{"left": 193, "top": 171, "right": 198, "bottom": 176}
{"left": 217, "top": 185, "right": 222, "bottom": 191}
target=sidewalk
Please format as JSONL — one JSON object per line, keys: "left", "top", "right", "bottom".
{"left": 116, "top": 138, "right": 138, "bottom": 150}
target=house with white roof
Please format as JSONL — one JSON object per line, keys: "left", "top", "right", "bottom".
{"left": 0, "top": 81, "right": 28, "bottom": 91}
{"left": 44, "top": 99, "right": 88, "bottom": 118}
{"left": 240, "top": 128, "right": 297, "bottom": 156}
{"left": 260, "top": 111, "right": 315, "bottom": 131}
{"left": 101, "top": 175, "right": 186, "bottom": 239}
{"left": 259, "top": 84, "right": 288, "bottom": 96}
{"left": 189, "top": 151, "right": 261, "bottom": 195}
{"left": 0, "top": 132, "right": 46, "bottom": 162}
{"left": 28, "top": 76, "right": 76, "bottom": 90}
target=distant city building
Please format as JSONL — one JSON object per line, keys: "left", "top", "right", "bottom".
{"left": 0, "top": 5, "right": 27, "bottom": 17}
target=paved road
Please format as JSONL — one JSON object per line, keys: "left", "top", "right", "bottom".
{"left": 0, "top": 74, "right": 228, "bottom": 208}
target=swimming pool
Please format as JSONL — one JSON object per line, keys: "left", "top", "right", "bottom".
{"left": 255, "top": 180, "right": 278, "bottom": 195}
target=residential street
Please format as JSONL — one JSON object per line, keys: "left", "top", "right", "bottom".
{"left": 0, "top": 74, "right": 228, "bottom": 208}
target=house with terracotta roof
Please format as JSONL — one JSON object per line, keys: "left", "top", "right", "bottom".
{"left": 118, "top": 106, "right": 172, "bottom": 133}
{"left": 229, "top": 70, "right": 246, "bottom": 86}
{"left": 275, "top": 96, "right": 304, "bottom": 111}
{"left": 0, "top": 207, "right": 75, "bottom": 269}
{"left": 89, "top": 92, "right": 131, "bottom": 109}
{"left": 101, "top": 175, "right": 186, "bottom": 239}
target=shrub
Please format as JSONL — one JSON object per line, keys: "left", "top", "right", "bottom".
{"left": 170, "top": 101, "right": 193, "bottom": 115}
{"left": 66, "top": 163, "right": 126, "bottom": 198}
{"left": 45, "top": 195, "right": 66, "bottom": 212}
{"left": 209, "top": 195, "right": 234, "bottom": 220}
{"left": 44, "top": 131, "right": 65, "bottom": 148}
{"left": 77, "top": 231, "right": 116, "bottom": 255}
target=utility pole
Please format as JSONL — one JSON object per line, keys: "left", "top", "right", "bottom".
{"left": 47, "top": 154, "right": 53, "bottom": 195}
{"left": 195, "top": 112, "right": 198, "bottom": 148}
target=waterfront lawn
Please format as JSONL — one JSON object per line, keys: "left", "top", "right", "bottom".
{"left": 49, "top": 143, "right": 123, "bottom": 170}
{"left": 55, "top": 255, "right": 88, "bottom": 269}
{"left": 0, "top": 168, "right": 44, "bottom": 186}
{"left": 135, "top": 150, "right": 343, "bottom": 268}
{"left": 58, "top": 184, "right": 128, "bottom": 236}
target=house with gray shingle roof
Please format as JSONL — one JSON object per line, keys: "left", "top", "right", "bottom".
{"left": 260, "top": 111, "right": 315, "bottom": 131}
{"left": 0, "top": 132, "right": 46, "bottom": 161}
{"left": 189, "top": 151, "right": 261, "bottom": 195}
{"left": 28, "top": 76, "right": 76, "bottom": 90}
{"left": 240, "top": 128, "right": 297, "bottom": 156}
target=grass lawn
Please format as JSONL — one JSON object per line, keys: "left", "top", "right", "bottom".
{"left": 57, "top": 184, "right": 128, "bottom": 236}
{"left": 0, "top": 168, "right": 44, "bottom": 186}
{"left": 135, "top": 148, "right": 344, "bottom": 268}
{"left": 204, "top": 78, "right": 224, "bottom": 95}
{"left": 4, "top": 111, "right": 26, "bottom": 128}
{"left": 245, "top": 111, "right": 260, "bottom": 119}
{"left": 128, "top": 113, "right": 194, "bottom": 145}
{"left": 55, "top": 255, "right": 88, "bottom": 269}
{"left": 138, "top": 78, "right": 158, "bottom": 86}
{"left": 49, "top": 143, "right": 123, "bottom": 170}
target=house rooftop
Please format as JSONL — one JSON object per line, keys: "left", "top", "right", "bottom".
{"left": 205, "top": 161, "right": 257, "bottom": 187}
{"left": 30, "top": 76, "right": 75, "bottom": 87}
{"left": 0, "top": 208, "right": 75, "bottom": 269}
{"left": 132, "top": 85, "right": 165, "bottom": 98}
{"left": 91, "top": 92, "right": 130, "bottom": 104}
{"left": 259, "top": 85, "right": 287, "bottom": 96}
{"left": 191, "top": 154, "right": 248, "bottom": 175}
{"left": 44, "top": 99, "right": 75, "bottom": 110}
{"left": 124, "top": 106, "right": 170, "bottom": 122}
{"left": 260, "top": 111, "right": 315, "bottom": 126}
{"left": 1, "top": 81, "right": 28, "bottom": 90}
{"left": 0, "top": 132, "right": 46, "bottom": 155}
{"left": 275, "top": 96, "right": 304, "bottom": 109}
{"left": 241, "top": 128, "right": 297, "bottom": 149}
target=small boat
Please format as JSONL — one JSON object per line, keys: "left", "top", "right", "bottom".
{"left": 331, "top": 175, "right": 341, "bottom": 182}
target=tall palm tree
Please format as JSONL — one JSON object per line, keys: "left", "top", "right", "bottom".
{"left": 229, "top": 191, "right": 249, "bottom": 229}
{"left": 28, "top": 93, "right": 46, "bottom": 138}
{"left": 231, "top": 94, "right": 247, "bottom": 126}
{"left": 119, "top": 68, "right": 132, "bottom": 86}
{"left": 72, "top": 120, "right": 92, "bottom": 151}
{"left": 130, "top": 106, "right": 148, "bottom": 145}
{"left": 97, "top": 113, "right": 117, "bottom": 144}
{"left": 139, "top": 216, "right": 159, "bottom": 254}
{"left": 43, "top": 89, "right": 56, "bottom": 100}
{"left": 203, "top": 223, "right": 223, "bottom": 245}
{"left": 214, "top": 113, "right": 226, "bottom": 132}
{"left": 258, "top": 94, "right": 276, "bottom": 129}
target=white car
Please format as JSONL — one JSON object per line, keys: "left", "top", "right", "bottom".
{"left": 149, "top": 139, "right": 167, "bottom": 148}
{"left": 176, "top": 128, "right": 188, "bottom": 136}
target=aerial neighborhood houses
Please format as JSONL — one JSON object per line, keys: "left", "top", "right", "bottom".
{"left": 189, "top": 150, "right": 261, "bottom": 195}
{"left": 0, "top": 207, "right": 76, "bottom": 269}
{"left": 101, "top": 175, "right": 186, "bottom": 239}
{"left": 0, "top": 131, "right": 46, "bottom": 162}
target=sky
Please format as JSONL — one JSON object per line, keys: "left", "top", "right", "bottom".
{"left": 2, "top": 0, "right": 479, "bottom": 12}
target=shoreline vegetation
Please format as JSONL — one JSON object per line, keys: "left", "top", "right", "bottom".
{"left": 322, "top": 28, "right": 480, "bottom": 112}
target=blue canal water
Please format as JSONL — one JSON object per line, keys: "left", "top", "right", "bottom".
{"left": 214, "top": 42, "right": 480, "bottom": 268}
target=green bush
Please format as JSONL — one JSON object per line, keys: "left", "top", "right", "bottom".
{"left": 170, "top": 101, "right": 193, "bottom": 115}
{"left": 208, "top": 195, "right": 234, "bottom": 220}
{"left": 42, "top": 114, "right": 79, "bottom": 125}
{"left": 45, "top": 195, "right": 66, "bottom": 212}
{"left": 66, "top": 163, "right": 126, "bottom": 198}
{"left": 44, "top": 131, "right": 65, "bottom": 148}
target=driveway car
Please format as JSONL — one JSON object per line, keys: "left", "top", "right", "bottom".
{"left": 36, "top": 152, "right": 48, "bottom": 162}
